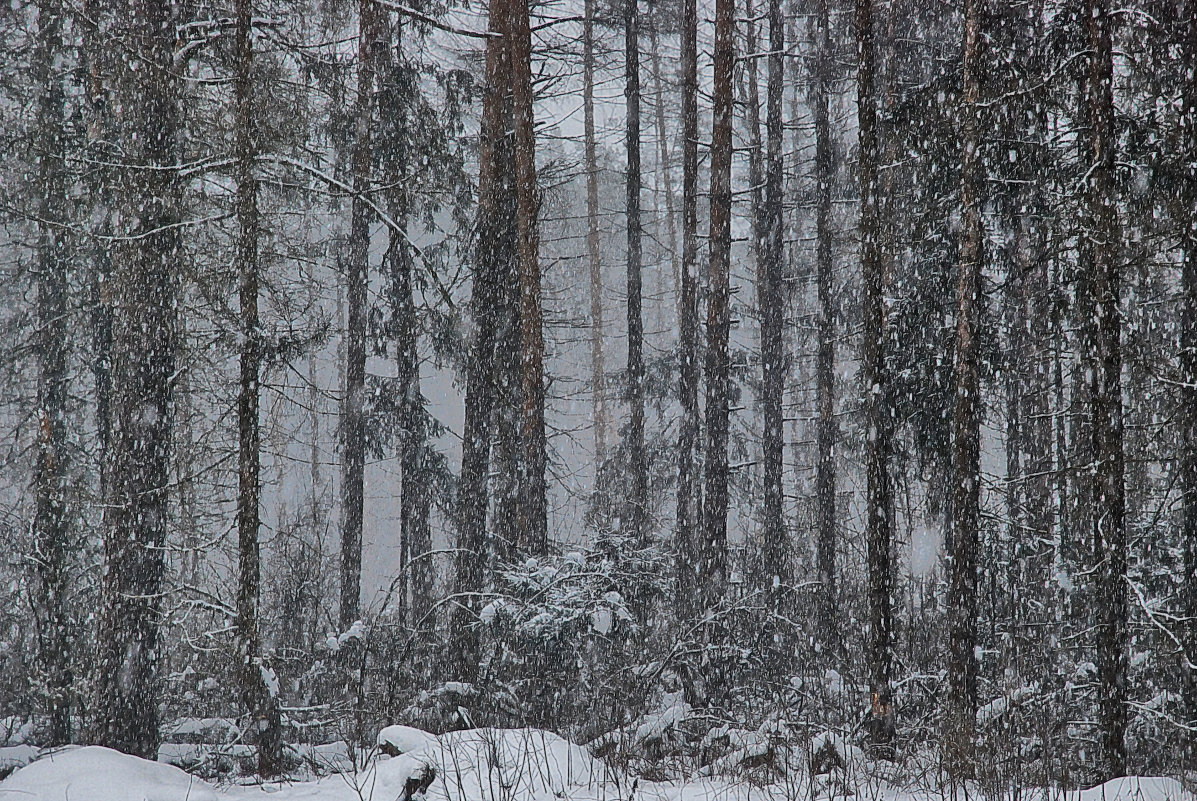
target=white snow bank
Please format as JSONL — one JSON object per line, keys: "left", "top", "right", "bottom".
{"left": 378, "top": 724, "right": 438, "bottom": 756}
{"left": 0, "top": 746, "right": 219, "bottom": 801}
{"left": 1070, "top": 777, "right": 1194, "bottom": 801}
{"left": 415, "top": 727, "right": 614, "bottom": 801}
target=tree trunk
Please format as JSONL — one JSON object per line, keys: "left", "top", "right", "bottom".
{"left": 454, "top": 0, "right": 513, "bottom": 678}
{"left": 1180, "top": 0, "right": 1197, "bottom": 765}
{"left": 759, "top": 0, "right": 786, "bottom": 605}
{"left": 675, "top": 0, "right": 701, "bottom": 620}
{"left": 341, "top": 0, "right": 378, "bottom": 631}
{"left": 1083, "top": 0, "right": 1126, "bottom": 779}
{"left": 95, "top": 0, "right": 179, "bottom": 759}
{"left": 856, "top": 0, "right": 895, "bottom": 755}
{"left": 508, "top": 0, "right": 547, "bottom": 555}
{"left": 649, "top": 23, "right": 679, "bottom": 308}
{"left": 700, "top": 0, "right": 735, "bottom": 612}
{"left": 583, "top": 0, "right": 608, "bottom": 477}
{"left": 31, "top": 0, "right": 72, "bottom": 747}
{"left": 233, "top": 0, "right": 284, "bottom": 776}
{"left": 812, "top": 0, "right": 839, "bottom": 656}
{"left": 624, "top": 0, "right": 647, "bottom": 543}
{"left": 945, "top": 0, "right": 983, "bottom": 776}
{"left": 379, "top": 14, "right": 434, "bottom": 629}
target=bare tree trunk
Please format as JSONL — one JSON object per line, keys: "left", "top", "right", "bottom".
{"left": 510, "top": 0, "right": 547, "bottom": 555}
{"left": 1083, "top": 0, "right": 1126, "bottom": 778}
{"left": 675, "top": 0, "right": 701, "bottom": 620}
{"left": 624, "top": 0, "right": 647, "bottom": 542}
{"left": 341, "top": 0, "right": 378, "bottom": 631}
{"left": 583, "top": 0, "right": 608, "bottom": 475}
{"left": 856, "top": 0, "right": 894, "bottom": 755}
{"left": 1180, "top": 0, "right": 1197, "bottom": 766}
{"left": 95, "top": 0, "right": 179, "bottom": 759}
{"left": 700, "top": 0, "right": 735, "bottom": 612}
{"left": 945, "top": 0, "right": 983, "bottom": 776}
{"left": 233, "top": 0, "right": 284, "bottom": 775}
{"left": 380, "top": 14, "right": 434, "bottom": 628}
{"left": 649, "top": 24, "right": 679, "bottom": 303}
{"left": 759, "top": 0, "right": 786, "bottom": 605}
{"left": 454, "top": 0, "right": 512, "bottom": 679}
{"left": 31, "top": 0, "right": 72, "bottom": 747}
{"left": 812, "top": 0, "right": 839, "bottom": 656}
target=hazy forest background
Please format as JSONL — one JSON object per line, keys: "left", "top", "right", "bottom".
{"left": 1, "top": 0, "right": 1196, "bottom": 790}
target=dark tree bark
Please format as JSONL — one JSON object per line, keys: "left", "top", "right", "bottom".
{"left": 856, "top": 0, "right": 894, "bottom": 755}
{"left": 700, "top": 0, "right": 735, "bottom": 612}
{"left": 341, "top": 0, "right": 379, "bottom": 631}
{"left": 759, "top": 0, "right": 786, "bottom": 603}
{"left": 945, "top": 0, "right": 983, "bottom": 776}
{"left": 233, "top": 0, "right": 284, "bottom": 775}
{"left": 509, "top": 0, "right": 547, "bottom": 555}
{"left": 624, "top": 0, "right": 647, "bottom": 543}
{"left": 674, "top": 0, "right": 701, "bottom": 620}
{"left": 454, "top": 0, "right": 513, "bottom": 678}
{"left": 583, "top": 0, "right": 608, "bottom": 474}
{"left": 649, "top": 23, "right": 679, "bottom": 304}
{"left": 94, "top": 0, "right": 180, "bottom": 759}
{"left": 1181, "top": 0, "right": 1197, "bottom": 763}
{"left": 812, "top": 0, "right": 839, "bottom": 656}
{"left": 379, "top": 14, "right": 434, "bottom": 628}
{"left": 1082, "top": 0, "right": 1126, "bottom": 778}
{"left": 31, "top": 0, "right": 73, "bottom": 747}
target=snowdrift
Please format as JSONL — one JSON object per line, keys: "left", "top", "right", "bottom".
{"left": 0, "top": 745, "right": 219, "bottom": 801}
{"left": 1, "top": 731, "right": 1193, "bottom": 801}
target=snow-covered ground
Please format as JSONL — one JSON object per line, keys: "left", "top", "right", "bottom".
{"left": 1, "top": 727, "right": 1193, "bottom": 801}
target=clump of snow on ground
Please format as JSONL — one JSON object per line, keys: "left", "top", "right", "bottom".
{"left": 0, "top": 745, "right": 219, "bottom": 801}
{"left": 378, "top": 724, "right": 438, "bottom": 755}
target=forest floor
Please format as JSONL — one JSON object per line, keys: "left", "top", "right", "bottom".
{"left": 0, "top": 726, "right": 1193, "bottom": 801}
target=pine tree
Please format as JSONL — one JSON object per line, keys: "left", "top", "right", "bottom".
{"left": 94, "top": 0, "right": 180, "bottom": 759}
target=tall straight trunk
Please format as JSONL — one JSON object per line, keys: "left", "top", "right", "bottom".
{"left": 1083, "top": 0, "right": 1126, "bottom": 778}
{"left": 649, "top": 25, "right": 679, "bottom": 302}
{"left": 32, "top": 0, "right": 72, "bottom": 747}
{"left": 341, "top": 0, "right": 378, "bottom": 631}
{"left": 583, "top": 0, "right": 608, "bottom": 474}
{"left": 454, "top": 0, "right": 512, "bottom": 679}
{"left": 233, "top": 0, "right": 284, "bottom": 775}
{"left": 95, "top": 0, "right": 179, "bottom": 759}
{"left": 510, "top": 0, "right": 547, "bottom": 555}
{"left": 675, "top": 0, "right": 701, "bottom": 619}
{"left": 701, "top": 0, "right": 735, "bottom": 612}
{"left": 812, "top": 0, "right": 839, "bottom": 655}
{"left": 856, "top": 0, "right": 894, "bottom": 755}
{"left": 624, "top": 0, "right": 647, "bottom": 542}
{"left": 759, "top": 0, "right": 786, "bottom": 602}
{"left": 82, "top": 0, "right": 114, "bottom": 505}
{"left": 1180, "top": 0, "right": 1197, "bottom": 763}
{"left": 380, "top": 15, "right": 433, "bottom": 627}
{"left": 945, "top": 0, "right": 983, "bottom": 776}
